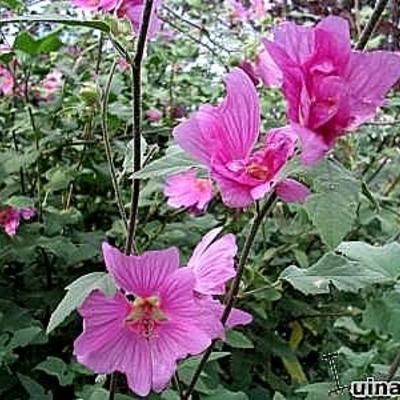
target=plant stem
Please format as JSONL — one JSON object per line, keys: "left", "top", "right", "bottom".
{"left": 387, "top": 351, "right": 400, "bottom": 381}
{"left": 356, "top": 0, "right": 390, "bottom": 50}
{"left": 109, "top": 2, "right": 154, "bottom": 399}
{"left": 125, "top": 0, "right": 154, "bottom": 255}
{"left": 182, "top": 193, "right": 278, "bottom": 399}
{"left": 102, "top": 59, "right": 128, "bottom": 231}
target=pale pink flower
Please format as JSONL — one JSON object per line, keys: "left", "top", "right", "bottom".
{"left": 174, "top": 68, "right": 310, "bottom": 208}
{"left": 228, "top": 0, "right": 248, "bottom": 21}
{"left": 164, "top": 170, "right": 213, "bottom": 212}
{"left": 0, "top": 65, "right": 14, "bottom": 95}
{"left": 74, "top": 243, "right": 212, "bottom": 397}
{"left": 41, "top": 70, "right": 63, "bottom": 99}
{"left": 146, "top": 108, "right": 163, "bottom": 122}
{"left": 116, "top": 0, "right": 162, "bottom": 38}
{"left": 262, "top": 16, "right": 400, "bottom": 165}
{"left": 0, "top": 206, "right": 36, "bottom": 236}
{"left": 118, "top": 57, "right": 130, "bottom": 71}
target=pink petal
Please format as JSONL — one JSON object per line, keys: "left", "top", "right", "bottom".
{"left": 255, "top": 49, "right": 283, "bottom": 87}
{"left": 164, "top": 170, "right": 213, "bottom": 212}
{"left": 276, "top": 178, "right": 310, "bottom": 203}
{"left": 272, "top": 21, "right": 315, "bottom": 65}
{"left": 102, "top": 242, "right": 180, "bottom": 297}
{"left": 226, "top": 306, "right": 253, "bottom": 328}
{"left": 291, "top": 123, "right": 330, "bottom": 165}
{"left": 346, "top": 51, "right": 400, "bottom": 127}
{"left": 174, "top": 104, "right": 220, "bottom": 166}
{"left": 73, "top": 290, "right": 154, "bottom": 396}
{"left": 188, "top": 228, "right": 237, "bottom": 295}
{"left": 217, "top": 68, "right": 260, "bottom": 160}
{"left": 211, "top": 170, "right": 254, "bottom": 208}
{"left": 313, "top": 16, "right": 351, "bottom": 72}
{"left": 20, "top": 207, "right": 36, "bottom": 220}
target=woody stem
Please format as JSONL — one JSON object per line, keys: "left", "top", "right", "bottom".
{"left": 182, "top": 192, "right": 278, "bottom": 400}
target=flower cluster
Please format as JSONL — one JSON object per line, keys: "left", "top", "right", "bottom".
{"left": 74, "top": 228, "right": 251, "bottom": 396}
{"left": 165, "top": 16, "right": 400, "bottom": 209}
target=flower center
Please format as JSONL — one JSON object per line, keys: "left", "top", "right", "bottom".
{"left": 245, "top": 162, "right": 269, "bottom": 180}
{"left": 125, "top": 295, "right": 167, "bottom": 338}
{"left": 195, "top": 178, "right": 211, "bottom": 192}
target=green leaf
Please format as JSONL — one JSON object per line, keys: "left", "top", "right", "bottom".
{"left": 225, "top": 330, "right": 254, "bottom": 349}
{"left": 35, "top": 357, "right": 74, "bottom": 386}
{"left": 201, "top": 386, "right": 249, "bottom": 399}
{"left": 273, "top": 393, "right": 286, "bottom": 400}
{"left": 0, "top": 15, "right": 111, "bottom": 34}
{"left": 13, "top": 32, "right": 37, "bottom": 55}
{"left": 304, "top": 160, "right": 360, "bottom": 248}
{"left": 337, "top": 241, "right": 400, "bottom": 279}
{"left": 280, "top": 253, "right": 390, "bottom": 295}
{"left": 0, "top": 0, "right": 23, "bottom": 10}
{"left": 9, "top": 327, "right": 47, "bottom": 349}
{"left": 17, "top": 373, "right": 53, "bottom": 400}
{"left": 45, "top": 167, "right": 76, "bottom": 192}
{"left": 47, "top": 272, "right": 116, "bottom": 334}
{"left": 5, "top": 196, "right": 35, "bottom": 208}
{"left": 131, "top": 145, "right": 204, "bottom": 179}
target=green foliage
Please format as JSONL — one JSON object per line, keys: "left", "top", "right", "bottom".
{"left": 0, "top": 0, "right": 399, "bottom": 399}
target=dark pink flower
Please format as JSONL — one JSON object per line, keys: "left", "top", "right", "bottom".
{"left": 0, "top": 206, "right": 36, "bottom": 236}
{"left": 146, "top": 108, "right": 163, "bottom": 122}
{"left": 116, "top": 0, "right": 162, "bottom": 38}
{"left": 164, "top": 170, "right": 213, "bottom": 212}
{"left": 174, "top": 68, "right": 309, "bottom": 208}
{"left": 262, "top": 16, "right": 400, "bottom": 165}
{"left": 0, "top": 65, "right": 14, "bottom": 95}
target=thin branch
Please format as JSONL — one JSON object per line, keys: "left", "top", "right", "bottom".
{"left": 182, "top": 193, "right": 278, "bottom": 399}
{"left": 102, "top": 59, "right": 128, "bottom": 231}
{"left": 162, "top": 5, "right": 239, "bottom": 54}
{"left": 124, "top": 0, "right": 155, "bottom": 255}
{"left": 160, "top": 16, "right": 229, "bottom": 71}
{"left": 356, "top": 0, "right": 390, "bottom": 50}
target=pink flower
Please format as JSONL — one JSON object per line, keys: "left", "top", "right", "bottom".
{"left": 0, "top": 206, "right": 36, "bottom": 236}
{"left": 164, "top": 170, "right": 213, "bottom": 212}
{"left": 74, "top": 243, "right": 212, "bottom": 397}
{"left": 188, "top": 228, "right": 252, "bottom": 338}
{"left": 174, "top": 68, "right": 310, "bottom": 208}
{"left": 262, "top": 16, "right": 400, "bottom": 165}
{"left": 72, "top": 0, "right": 118, "bottom": 11}
{"left": 0, "top": 65, "right": 14, "bottom": 95}
{"left": 41, "top": 70, "right": 63, "bottom": 99}
{"left": 146, "top": 108, "right": 163, "bottom": 122}
{"left": 116, "top": 0, "right": 162, "bottom": 38}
